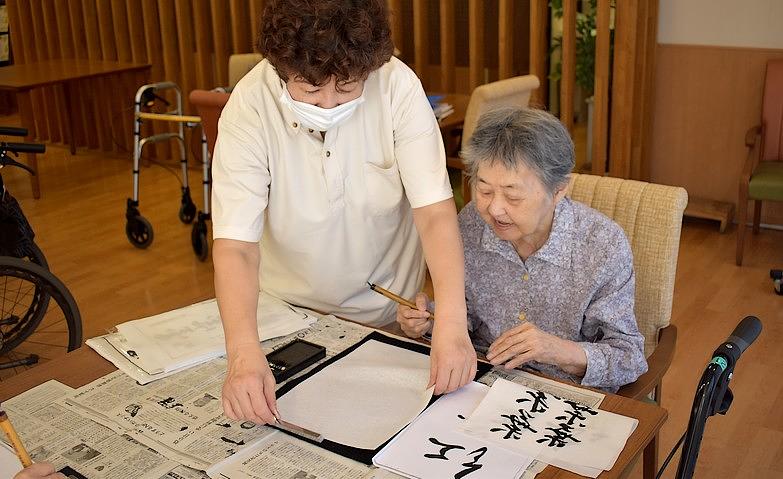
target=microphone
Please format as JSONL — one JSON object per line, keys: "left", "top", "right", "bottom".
{"left": 711, "top": 316, "right": 762, "bottom": 372}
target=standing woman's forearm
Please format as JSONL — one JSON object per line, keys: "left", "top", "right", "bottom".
{"left": 214, "top": 238, "right": 278, "bottom": 424}
{"left": 412, "top": 198, "right": 475, "bottom": 395}
{"left": 411, "top": 198, "right": 467, "bottom": 325}
{"left": 213, "top": 238, "right": 262, "bottom": 352}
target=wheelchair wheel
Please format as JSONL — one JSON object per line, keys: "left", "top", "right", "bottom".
{"left": 126, "top": 215, "right": 154, "bottom": 249}
{"left": 0, "top": 257, "right": 82, "bottom": 379}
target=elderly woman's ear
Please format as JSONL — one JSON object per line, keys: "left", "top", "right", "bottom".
{"left": 554, "top": 182, "right": 569, "bottom": 203}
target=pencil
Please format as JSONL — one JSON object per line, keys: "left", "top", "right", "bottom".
{"left": 0, "top": 409, "right": 32, "bottom": 467}
{"left": 367, "top": 282, "right": 418, "bottom": 309}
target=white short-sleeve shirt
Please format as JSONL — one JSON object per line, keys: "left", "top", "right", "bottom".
{"left": 211, "top": 57, "right": 452, "bottom": 326}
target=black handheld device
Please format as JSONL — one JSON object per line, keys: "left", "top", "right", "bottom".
{"left": 266, "top": 339, "right": 326, "bottom": 382}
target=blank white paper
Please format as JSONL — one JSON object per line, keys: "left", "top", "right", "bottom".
{"left": 276, "top": 339, "right": 433, "bottom": 450}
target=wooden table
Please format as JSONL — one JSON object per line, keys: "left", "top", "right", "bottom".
{"left": 436, "top": 93, "right": 470, "bottom": 158}
{"left": 0, "top": 344, "right": 666, "bottom": 479}
{"left": 0, "top": 60, "right": 151, "bottom": 198}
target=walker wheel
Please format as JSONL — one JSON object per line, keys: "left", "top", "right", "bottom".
{"left": 126, "top": 216, "right": 154, "bottom": 249}
{"left": 191, "top": 223, "right": 209, "bottom": 261}
{"left": 179, "top": 201, "right": 197, "bottom": 224}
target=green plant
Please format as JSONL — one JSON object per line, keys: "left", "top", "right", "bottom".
{"left": 549, "top": 0, "right": 614, "bottom": 95}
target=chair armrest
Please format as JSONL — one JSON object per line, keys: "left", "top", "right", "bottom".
{"left": 740, "top": 125, "right": 762, "bottom": 184}
{"left": 617, "top": 324, "right": 677, "bottom": 401}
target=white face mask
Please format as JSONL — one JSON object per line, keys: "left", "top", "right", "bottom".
{"left": 279, "top": 84, "right": 365, "bottom": 131}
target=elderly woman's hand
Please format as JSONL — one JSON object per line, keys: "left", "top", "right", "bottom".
{"left": 396, "top": 292, "right": 433, "bottom": 338}
{"left": 486, "top": 322, "right": 587, "bottom": 376}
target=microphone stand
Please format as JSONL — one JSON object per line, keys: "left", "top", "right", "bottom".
{"left": 675, "top": 354, "right": 737, "bottom": 478}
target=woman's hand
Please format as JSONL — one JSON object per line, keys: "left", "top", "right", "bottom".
{"left": 222, "top": 342, "right": 278, "bottom": 424}
{"left": 429, "top": 320, "right": 477, "bottom": 395}
{"left": 486, "top": 322, "right": 587, "bottom": 375}
{"left": 14, "top": 463, "right": 66, "bottom": 479}
{"left": 396, "top": 292, "right": 433, "bottom": 338}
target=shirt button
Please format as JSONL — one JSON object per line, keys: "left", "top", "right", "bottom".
{"left": 522, "top": 273, "right": 530, "bottom": 281}
{"left": 326, "top": 150, "right": 331, "bottom": 157}
{"left": 308, "top": 128, "right": 314, "bottom": 133}
{"left": 292, "top": 122, "right": 298, "bottom": 128}
{"left": 518, "top": 312, "right": 527, "bottom": 322}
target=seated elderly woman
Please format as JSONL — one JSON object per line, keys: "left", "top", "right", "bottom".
{"left": 398, "top": 107, "right": 647, "bottom": 392}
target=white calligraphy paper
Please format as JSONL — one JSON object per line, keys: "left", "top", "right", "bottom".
{"left": 276, "top": 339, "right": 433, "bottom": 450}
{"left": 374, "top": 382, "right": 533, "bottom": 479}
{"left": 460, "top": 379, "right": 637, "bottom": 474}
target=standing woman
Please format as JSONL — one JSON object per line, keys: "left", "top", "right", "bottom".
{"left": 212, "top": 0, "right": 476, "bottom": 424}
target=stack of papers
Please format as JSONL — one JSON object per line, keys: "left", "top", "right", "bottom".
{"left": 460, "top": 379, "right": 638, "bottom": 477}
{"left": 434, "top": 102, "right": 454, "bottom": 122}
{"left": 374, "top": 378, "right": 636, "bottom": 478}
{"left": 87, "top": 292, "right": 317, "bottom": 384}
{"left": 374, "top": 382, "right": 533, "bottom": 479}
{"left": 427, "top": 94, "right": 455, "bottom": 122}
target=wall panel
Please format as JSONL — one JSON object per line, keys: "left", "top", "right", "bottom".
{"left": 650, "top": 44, "right": 783, "bottom": 225}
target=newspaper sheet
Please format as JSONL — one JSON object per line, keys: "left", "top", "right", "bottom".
{"left": 208, "top": 431, "right": 375, "bottom": 479}
{"left": 113, "top": 294, "right": 317, "bottom": 374}
{"left": 478, "top": 367, "right": 605, "bottom": 408}
{"left": 87, "top": 310, "right": 372, "bottom": 385}
{"left": 86, "top": 293, "right": 317, "bottom": 383}
{"left": 2, "top": 380, "right": 210, "bottom": 479}
{"left": 64, "top": 360, "right": 276, "bottom": 471}
{"left": 66, "top": 315, "right": 376, "bottom": 472}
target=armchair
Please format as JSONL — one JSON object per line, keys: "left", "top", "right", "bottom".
{"left": 736, "top": 58, "right": 783, "bottom": 266}
{"left": 567, "top": 173, "right": 688, "bottom": 479}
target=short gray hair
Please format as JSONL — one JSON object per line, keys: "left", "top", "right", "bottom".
{"left": 461, "top": 107, "right": 575, "bottom": 194}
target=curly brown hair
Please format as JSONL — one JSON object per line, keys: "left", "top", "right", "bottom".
{"left": 258, "top": 0, "right": 394, "bottom": 86}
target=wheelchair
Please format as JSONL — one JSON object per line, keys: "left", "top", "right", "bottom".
{"left": 0, "top": 127, "right": 82, "bottom": 378}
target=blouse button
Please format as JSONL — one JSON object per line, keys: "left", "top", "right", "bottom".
{"left": 308, "top": 128, "right": 314, "bottom": 133}
{"left": 326, "top": 150, "right": 331, "bottom": 157}
{"left": 522, "top": 273, "right": 530, "bottom": 281}
{"left": 292, "top": 122, "right": 298, "bottom": 128}
{"left": 518, "top": 312, "right": 527, "bottom": 322}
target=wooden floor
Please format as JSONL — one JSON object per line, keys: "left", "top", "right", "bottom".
{"left": 1, "top": 134, "right": 782, "bottom": 478}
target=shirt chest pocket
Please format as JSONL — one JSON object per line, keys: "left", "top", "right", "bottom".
{"left": 362, "top": 161, "right": 404, "bottom": 216}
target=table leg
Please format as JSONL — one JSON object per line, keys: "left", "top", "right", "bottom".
{"left": 643, "top": 433, "right": 658, "bottom": 479}
{"left": 16, "top": 90, "right": 41, "bottom": 199}
{"left": 63, "top": 81, "right": 78, "bottom": 155}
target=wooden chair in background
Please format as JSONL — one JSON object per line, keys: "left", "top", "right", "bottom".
{"left": 737, "top": 58, "right": 783, "bottom": 266}
{"left": 447, "top": 75, "right": 541, "bottom": 205}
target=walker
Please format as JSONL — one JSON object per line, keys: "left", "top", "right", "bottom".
{"left": 125, "top": 82, "right": 211, "bottom": 261}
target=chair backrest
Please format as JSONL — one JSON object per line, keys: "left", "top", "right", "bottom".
{"left": 761, "top": 58, "right": 783, "bottom": 162}
{"left": 461, "top": 75, "right": 540, "bottom": 148}
{"left": 228, "top": 53, "right": 264, "bottom": 88}
{"left": 189, "top": 90, "right": 230, "bottom": 156}
{"left": 566, "top": 174, "right": 688, "bottom": 357}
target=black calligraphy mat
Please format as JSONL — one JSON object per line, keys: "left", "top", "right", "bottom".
{"left": 273, "top": 330, "right": 492, "bottom": 465}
